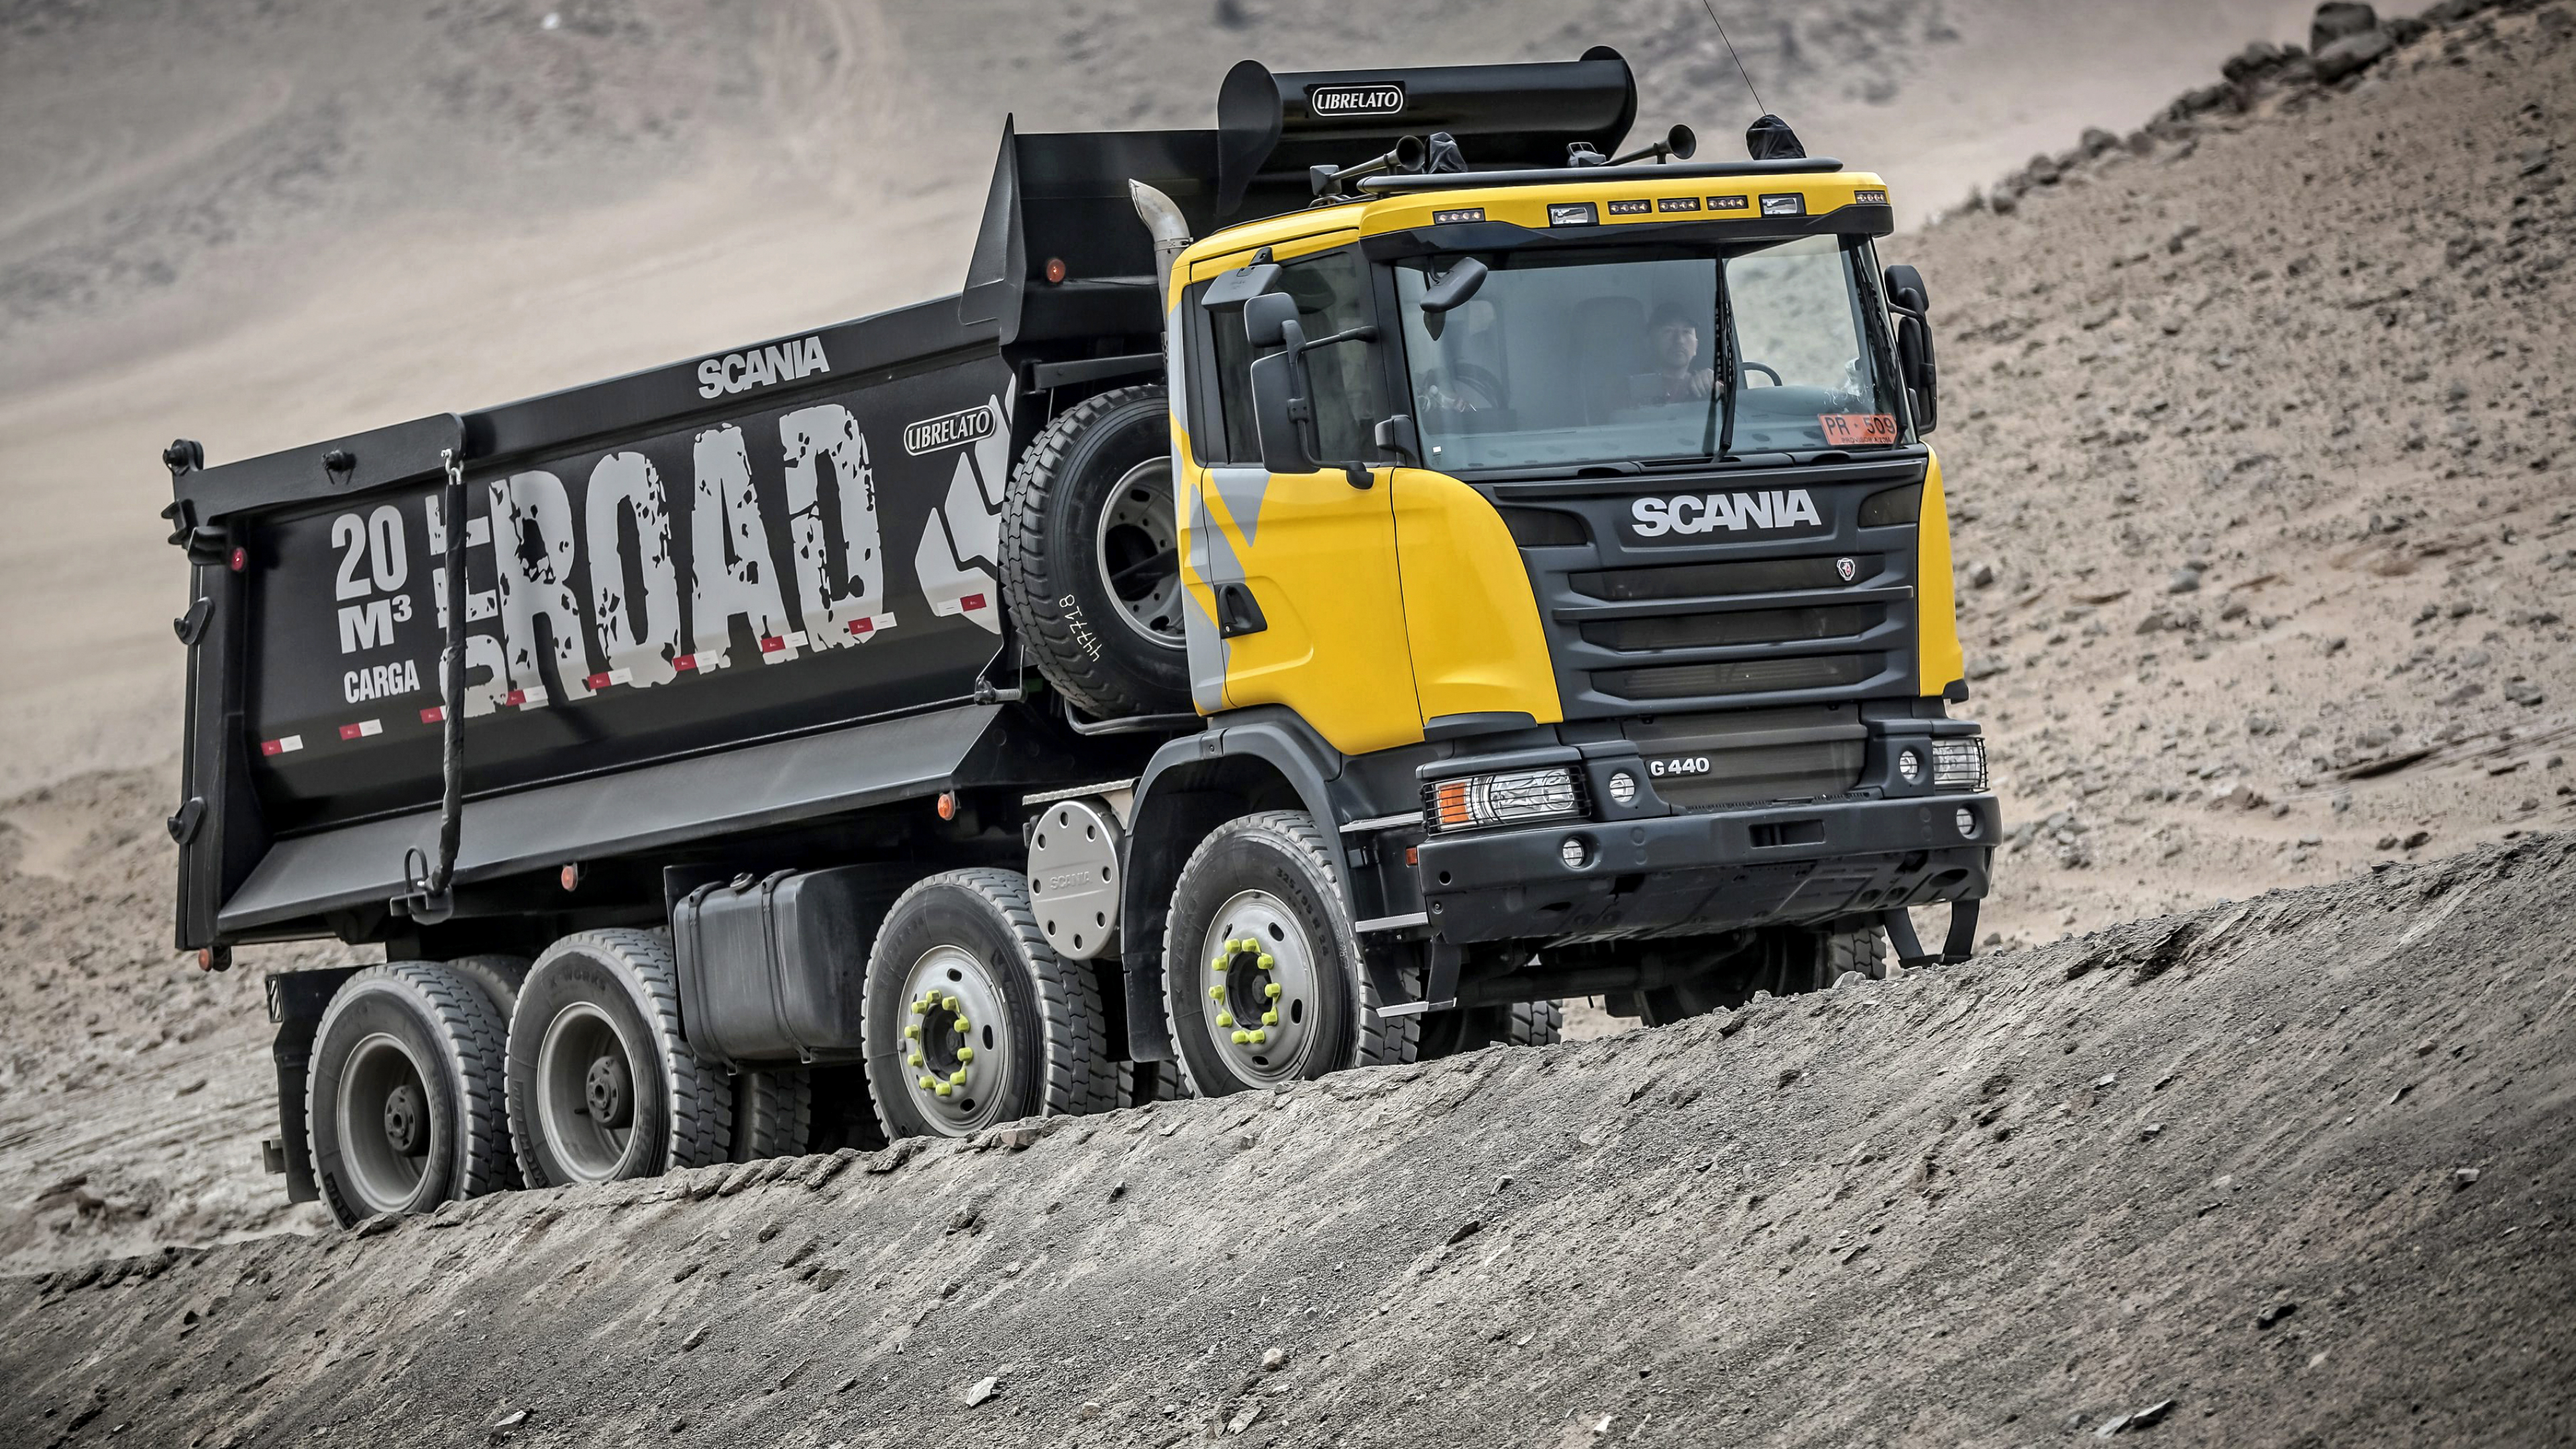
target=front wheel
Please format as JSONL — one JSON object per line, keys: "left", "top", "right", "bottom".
{"left": 861, "top": 869, "right": 1117, "bottom": 1139}
{"left": 1161, "top": 811, "right": 1417, "bottom": 1096}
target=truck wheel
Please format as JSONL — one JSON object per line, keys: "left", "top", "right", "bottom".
{"left": 1640, "top": 921, "right": 1888, "bottom": 1024}
{"left": 1161, "top": 811, "right": 1418, "bottom": 1096}
{"left": 862, "top": 869, "right": 1117, "bottom": 1139}
{"left": 1416, "top": 999, "right": 1565, "bottom": 1059}
{"left": 507, "top": 929, "right": 732, "bottom": 1187}
{"left": 444, "top": 954, "right": 531, "bottom": 1022}
{"left": 729, "top": 1069, "right": 814, "bottom": 1161}
{"left": 305, "top": 963, "right": 512, "bottom": 1227}
{"left": 1002, "top": 385, "right": 1191, "bottom": 718}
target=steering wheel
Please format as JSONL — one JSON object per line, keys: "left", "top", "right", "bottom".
{"left": 1439, "top": 362, "right": 1508, "bottom": 411}
{"left": 1737, "top": 361, "right": 1784, "bottom": 386}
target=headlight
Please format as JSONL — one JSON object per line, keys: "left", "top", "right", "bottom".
{"left": 1931, "top": 738, "right": 1988, "bottom": 792}
{"left": 1424, "top": 767, "right": 1587, "bottom": 833}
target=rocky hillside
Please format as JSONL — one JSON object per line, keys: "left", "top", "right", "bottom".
{"left": 6, "top": 833, "right": 2570, "bottom": 1448}
{"left": 1890, "top": 0, "right": 2576, "bottom": 949}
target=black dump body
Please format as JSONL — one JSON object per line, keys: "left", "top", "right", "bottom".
{"left": 160, "top": 50, "right": 1644, "bottom": 954}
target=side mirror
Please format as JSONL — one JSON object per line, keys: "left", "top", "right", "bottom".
{"left": 1882, "top": 264, "right": 1938, "bottom": 435}
{"left": 1248, "top": 351, "right": 1318, "bottom": 475}
{"left": 1419, "top": 258, "right": 1489, "bottom": 315}
{"left": 1244, "top": 291, "right": 1299, "bottom": 349}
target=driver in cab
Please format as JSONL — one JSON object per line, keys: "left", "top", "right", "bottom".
{"left": 1631, "top": 303, "right": 1723, "bottom": 405}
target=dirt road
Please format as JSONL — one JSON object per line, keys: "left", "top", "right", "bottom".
{"left": 7, "top": 833, "right": 2570, "bottom": 1447}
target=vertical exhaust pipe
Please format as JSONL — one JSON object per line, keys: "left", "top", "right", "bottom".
{"left": 1130, "top": 180, "right": 1192, "bottom": 310}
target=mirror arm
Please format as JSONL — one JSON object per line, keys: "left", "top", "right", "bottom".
{"left": 1298, "top": 325, "right": 1380, "bottom": 353}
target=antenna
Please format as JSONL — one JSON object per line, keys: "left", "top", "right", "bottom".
{"left": 1698, "top": 0, "right": 1768, "bottom": 116}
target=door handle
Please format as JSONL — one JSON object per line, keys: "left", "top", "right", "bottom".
{"left": 1216, "top": 582, "right": 1268, "bottom": 639}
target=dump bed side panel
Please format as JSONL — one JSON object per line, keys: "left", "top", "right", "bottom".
{"left": 241, "top": 352, "right": 1020, "bottom": 838}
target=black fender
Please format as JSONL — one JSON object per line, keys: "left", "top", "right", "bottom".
{"left": 266, "top": 965, "right": 364, "bottom": 1204}
{"left": 1118, "top": 708, "right": 1368, "bottom": 1061}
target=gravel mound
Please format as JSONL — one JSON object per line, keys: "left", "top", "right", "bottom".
{"left": 6, "top": 833, "right": 2571, "bottom": 1447}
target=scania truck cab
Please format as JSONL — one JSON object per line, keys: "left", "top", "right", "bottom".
{"left": 163, "top": 48, "right": 1992, "bottom": 1225}
{"left": 1122, "top": 64, "right": 1992, "bottom": 1093}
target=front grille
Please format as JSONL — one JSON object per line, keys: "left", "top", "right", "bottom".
{"left": 1580, "top": 602, "right": 1882, "bottom": 652}
{"left": 1596, "top": 654, "right": 1875, "bottom": 702}
{"left": 1570, "top": 555, "right": 1862, "bottom": 602}
{"left": 1493, "top": 453, "right": 1930, "bottom": 719}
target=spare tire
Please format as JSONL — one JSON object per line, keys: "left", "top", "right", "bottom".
{"left": 1003, "top": 385, "right": 1191, "bottom": 718}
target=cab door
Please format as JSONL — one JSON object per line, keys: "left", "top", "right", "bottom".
{"left": 1179, "top": 237, "right": 1421, "bottom": 755}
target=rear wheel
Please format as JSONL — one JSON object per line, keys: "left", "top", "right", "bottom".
{"left": 306, "top": 963, "right": 512, "bottom": 1227}
{"left": 443, "top": 954, "right": 531, "bottom": 1022}
{"left": 1416, "top": 998, "right": 1564, "bottom": 1059}
{"left": 1161, "top": 811, "right": 1417, "bottom": 1096}
{"left": 506, "top": 930, "right": 731, "bottom": 1187}
{"left": 1001, "top": 385, "right": 1189, "bottom": 718}
{"left": 861, "top": 869, "right": 1116, "bottom": 1139}
{"left": 729, "top": 1069, "right": 814, "bottom": 1161}
{"left": 1639, "top": 920, "right": 1888, "bottom": 1025}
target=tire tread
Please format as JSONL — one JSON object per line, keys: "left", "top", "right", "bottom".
{"left": 307, "top": 961, "right": 513, "bottom": 1226}
{"left": 1000, "top": 384, "right": 1181, "bottom": 717}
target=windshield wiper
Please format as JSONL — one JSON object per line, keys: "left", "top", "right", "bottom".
{"left": 1704, "top": 259, "right": 1740, "bottom": 462}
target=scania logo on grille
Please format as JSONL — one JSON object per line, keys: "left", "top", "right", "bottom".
{"left": 1836, "top": 556, "right": 1858, "bottom": 582}
{"left": 1626, "top": 488, "right": 1825, "bottom": 539}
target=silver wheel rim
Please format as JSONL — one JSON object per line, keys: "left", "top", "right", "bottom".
{"left": 1092, "top": 458, "right": 1183, "bottom": 647}
{"left": 336, "top": 1032, "right": 433, "bottom": 1215}
{"left": 535, "top": 1001, "right": 645, "bottom": 1183}
{"left": 1197, "top": 890, "right": 1321, "bottom": 1085}
{"left": 895, "top": 943, "right": 1017, "bottom": 1135}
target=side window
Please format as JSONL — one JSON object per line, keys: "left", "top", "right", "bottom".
{"left": 1207, "top": 247, "right": 1376, "bottom": 467}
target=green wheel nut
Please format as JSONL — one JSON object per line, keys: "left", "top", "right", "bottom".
{"left": 1209, "top": 985, "right": 1226, "bottom": 1000}
{"left": 1231, "top": 1029, "right": 1252, "bottom": 1044}
{"left": 904, "top": 1023, "right": 922, "bottom": 1039}
{"left": 942, "top": 994, "right": 959, "bottom": 1012}
{"left": 1261, "top": 1010, "right": 1279, "bottom": 1026}
{"left": 1256, "top": 953, "right": 1275, "bottom": 970}
{"left": 954, "top": 1016, "right": 971, "bottom": 1032}
{"left": 1216, "top": 1012, "right": 1234, "bottom": 1028}
{"left": 950, "top": 1069, "right": 967, "bottom": 1085}
{"left": 1249, "top": 1028, "right": 1268, "bottom": 1044}
{"left": 1265, "top": 981, "right": 1283, "bottom": 999}
{"left": 918, "top": 1075, "right": 935, "bottom": 1090}
{"left": 957, "top": 1045, "right": 974, "bottom": 1063}
{"left": 935, "top": 1082, "right": 953, "bottom": 1097}
{"left": 908, "top": 1051, "right": 924, "bottom": 1067}
{"left": 1212, "top": 954, "right": 1230, "bottom": 971}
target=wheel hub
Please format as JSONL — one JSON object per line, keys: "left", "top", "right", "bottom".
{"left": 897, "top": 944, "right": 1014, "bottom": 1134}
{"left": 380, "top": 1083, "right": 426, "bottom": 1157}
{"left": 535, "top": 1002, "right": 642, "bottom": 1183}
{"left": 584, "top": 1051, "right": 633, "bottom": 1129}
{"left": 336, "top": 1032, "right": 433, "bottom": 1214}
{"left": 1198, "top": 890, "right": 1318, "bottom": 1085}
{"left": 1093, "top": 459, "right": 1181, "bottom": 647}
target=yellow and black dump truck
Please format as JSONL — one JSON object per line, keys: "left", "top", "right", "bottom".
{"left": 158, "top": 48, "right": 1993, "bottom": 1224}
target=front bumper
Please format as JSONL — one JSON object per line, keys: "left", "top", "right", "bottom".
{"left": 1415, "top": 791, "right": 1998, "bottom": 945}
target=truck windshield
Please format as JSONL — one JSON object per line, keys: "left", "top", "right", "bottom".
{"left": 1393, "top": 235, "right": 1906, "bottom": 471}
